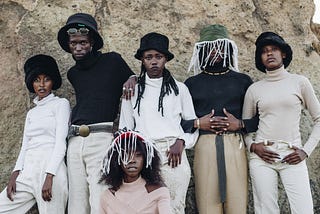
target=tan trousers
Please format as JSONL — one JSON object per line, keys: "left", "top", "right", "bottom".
{"left": 194, "top": 134, "right": 248, "bottom": 214}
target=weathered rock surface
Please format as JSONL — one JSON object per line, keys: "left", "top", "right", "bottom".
{"left": 0, "top": 1, "right": 319, "bottom": 213}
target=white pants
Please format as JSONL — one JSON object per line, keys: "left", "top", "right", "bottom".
{"left": 67, "top": 131, "right": 113, "bottom": 214}
{"left": 249, "top": 142, "right": 313, "bottom": 214}
{"left": 0, "top": 148, "right": 68, "bottom": 214}
{"left": 155, "top": 138, "right": 191, "bottom": 214}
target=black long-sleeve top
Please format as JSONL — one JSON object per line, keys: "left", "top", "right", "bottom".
{"left": 183, "top": 70, "right": 258, "bottom": 135}
{"left": 68, "top": 51, "right": 134, "bottom": 125}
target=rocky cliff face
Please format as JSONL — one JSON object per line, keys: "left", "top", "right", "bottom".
{"left": 0, "top": 0, "right": 319, "bottom": 213}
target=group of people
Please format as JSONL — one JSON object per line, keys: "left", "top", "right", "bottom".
{"left": 0, "top": 12, "right": 319, "bottom": 214}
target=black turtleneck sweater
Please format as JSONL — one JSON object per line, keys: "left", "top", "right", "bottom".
{"left": 184, "top": 70, "right": 258, "bottom": 134}
{"left": 67, "top": 51, "right": 134, "bottom": 125}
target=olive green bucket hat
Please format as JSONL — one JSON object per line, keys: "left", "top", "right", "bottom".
{"left": 199, "top": 24, "right": 229, "bottom": 42}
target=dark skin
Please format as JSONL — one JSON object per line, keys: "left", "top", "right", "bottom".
{"left": 6, "top": 172, "right": 53, "bottom": 201}
{"left": 124, "top": 62, "right": 241, "bottom": 133}
{"left": 167, "top": 139, "right": 185, "bottom": 168}
{"left": 250, "top": 142, "right": 307, "bottom": 164}
{"left": 122, "top": 76, "right": 137, "bottom": 100}
{"left": 5, "top": 171, "right": 55, "bottom": 201}
{"left": 6, "top": 170, "right": 19, "bottom": 201}
{"left": 191, "top": 50, "right": 245, "bottom": 134}
{"left": 138, "top": 50, "right": 185, "bottom": 169}
{"left": 250, "top": 45, "right": 308, "bottom": 164}
{"left": 7, "top": 75, "right": 55, "bottom": 202}
{"left": 195, "top": 108, "right": 242, "bottom": 135}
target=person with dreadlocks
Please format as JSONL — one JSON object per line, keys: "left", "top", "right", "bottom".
{"left": 183, "top": 24, "right": 258, "bottom": 214}
{"left": 119, "top": 32, "right": 198, "bottom": 214}
{"left": 99, "top": 128, "right": 171, "bottom": 213}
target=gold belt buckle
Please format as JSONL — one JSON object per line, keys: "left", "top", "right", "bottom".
{"left": 79, "top": 125, "right": 90, "bottom": 137}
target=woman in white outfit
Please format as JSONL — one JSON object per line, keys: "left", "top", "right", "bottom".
{"left": 0, "top": 54, "right": 70, "bottom": 214}
{"left": 243, "top": 32, "right": 320, "bottom": 214}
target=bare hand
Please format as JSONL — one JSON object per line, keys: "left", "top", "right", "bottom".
{"left": 222, "top": 108, "right": 242, "bottom": 132}
{"left": 198, "top": 110, "right": 227, "bottom": 134}
{"left": 42, "top": 174, "right": 53, "bottom": 201}
{"left": 251, "top": 142, "right": 280, "bottom": 164}
{"left": 6, "top": 170, "right": 19, "bottom": 201}
{"left": 282, "top": 146, "right": 307, "bottom": 164}
{"left": 122, "top": 75, "right": 137, "bottom": 100}
{"left": 167, "top": 139, "right": 185, "bottom": 168}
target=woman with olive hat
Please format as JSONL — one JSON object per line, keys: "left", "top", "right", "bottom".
{"left": 243, "top": 32, "right": 320, "bottom": 213}
{"left": 0, "top": 54, "right": 70, "bottom": 213}
{"left": 119, "top": 32, "right": 198, "bottom": 214}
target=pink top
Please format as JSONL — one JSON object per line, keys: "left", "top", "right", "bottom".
{"left": 100, "top": 176, "right": 171, "bottom": 214}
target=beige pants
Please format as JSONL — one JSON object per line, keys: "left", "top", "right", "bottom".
{"left": 0, "top": 148, "right": 68, "bottom": 214}
{"left": 249, "top": 142, "right": 313, "bottom": 214}
{"left": 194, "top": 134, "right": 248, "bottom": 214}
{"left": 155, "top": 138, "right": 191, "bottom": 214}
{"left": 67, "top": 131, "right": 113, "bottom": 214}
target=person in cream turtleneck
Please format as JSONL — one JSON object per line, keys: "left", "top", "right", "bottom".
{"left": 243, "top": 32, "right": 320, "bottom": 214}
{"left": 119, "top": 32, "right": 198, "bottom": 214}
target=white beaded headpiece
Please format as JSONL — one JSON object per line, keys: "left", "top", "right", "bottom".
{"left": 102, "top": 128, "right": 162, "bottom": 174}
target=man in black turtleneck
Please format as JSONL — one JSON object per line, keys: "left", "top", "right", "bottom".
{"left": 57, "top": 13, "right": 135, "bottom": 214}
{"left": 183, "top": 24, "right": 258, "bottom": 214}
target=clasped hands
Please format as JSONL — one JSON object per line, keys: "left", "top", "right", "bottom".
{"left": 197, "top": 108, "right": 242, "bottom": 135}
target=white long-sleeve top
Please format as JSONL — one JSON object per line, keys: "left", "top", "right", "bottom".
{"left": 242, "top": 66, "right": 320, "bottom": 156}
{"left": 14, "top": 93, "right": 70, "bottom": 175}
{"left": 119, "top": 74, "right": 199, "bottom": 149}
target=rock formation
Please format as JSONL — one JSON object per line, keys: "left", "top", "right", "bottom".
{"left": 0, "top": 0, "right": 319, "bottom": 213}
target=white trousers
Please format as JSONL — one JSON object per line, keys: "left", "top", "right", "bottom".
{"left": 249, "top": 142, "right": 314, "bottom": 214}
{"left": 67, "top": 131, "right": 113, "bottom": 214}
{"left": 0, "top": 148, "right": 68, "bottom": 214}
{"left": 155, "top": 138, "right": 191, "bottom": 214}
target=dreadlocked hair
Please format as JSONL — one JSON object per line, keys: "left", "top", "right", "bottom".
{"left": 134, "top": 64, "right": 179, "bottom": 116}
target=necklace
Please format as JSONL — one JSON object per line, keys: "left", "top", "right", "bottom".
{"left": 203, "top": 70, "right": 230, "bottom": 75}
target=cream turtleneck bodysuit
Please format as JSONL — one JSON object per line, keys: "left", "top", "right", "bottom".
{"left": 243, "top": 66, "right": 320, "bottom": 156}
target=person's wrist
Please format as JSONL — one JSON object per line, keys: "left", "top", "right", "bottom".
{"left": 250, "top": 143, "right": 256, "bottom": 153}
{"left": 129, "top": 74, "right": 137, "bottom": 81}
{"left": 46, "top": 173, "right": 54, "bottom": 178}
{"left": 238, "top": 119, "right": 244, "bottom": 130}
{"left": 177, "top": 138, "right": 185, "bottom": 147}
{"left": 196, "top": 118, "right": 200, "bottom": 129}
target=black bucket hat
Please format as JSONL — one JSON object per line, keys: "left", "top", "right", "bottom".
{"left": 57, "top": 13, "right": 103, "bottom": 53}
{"left": 255, "top": 32, "right": 292, "bottom": 72}
{"left": 24, "top": 54, "right": 62, "bottom": 93}
{"left": 135, "top": 32, "right": 174, "bottom": 61}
